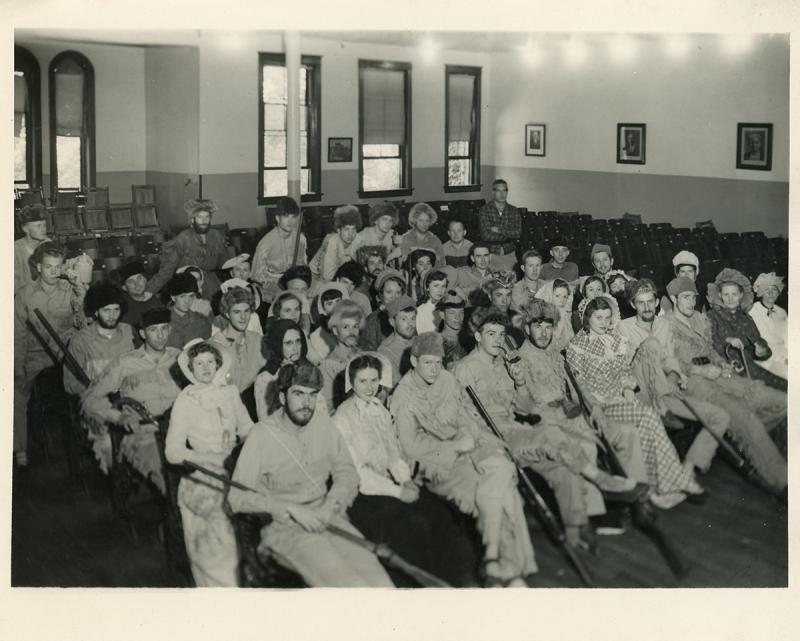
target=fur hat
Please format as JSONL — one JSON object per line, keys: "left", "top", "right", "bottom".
{"left": 481, "top": 270, "right": 516, "bottom": 295}
{"left": 385, "top": 295, "right": 417, "bottom": 319}
{"left": 374, "top": 268, "right": 406, "bottom": 293}
{"left": 368, "top": 202, "right": 399, "bottom": 225}
{"left": 334, "top": 260, "right": 365, "bottom": 288}
{"left": 139, "top": 307, "right": 171, "bottom": 330}
{"left": 590, "top": 243, "right": 612, "bottom": 258}
{"left": 168, "top": 271, "right": 200, "bottom": 297}
{"left": 437, "top": 288, "right": 466, "bottom": 310}
{"left": 221, "top": 253, "right": 251, "bottom": 271}
{"left": 549, "top": 237, "right": 570, "bottom": 251}
{"left": 334, "top": 205, "right": 363, "bottom": 231}
{"left": 708, "top": 268, "right": 754, "bottom": 311}
{"left": 279, "top": 264, "right": 313, "bottom": 290}
{"left": 355, "top": 245, "right": 389, "bottom": 267}
{"left": 408, "top": 203, "right": 438, "bottom": 227}
{"left": 525, "top": 299, "right": 559, "bottom": 324}
{"left": 184, "top": 199, "right": 218, "bottom": 217}
{"left": 118, "top": 261, "right": 146, "bottom": 284}
{"left": 666, "top": 277, "right": 698, "bottom": 297}
{"left": 19, "top": 204, "right": 47, "bottom": 224}
{"left": 84, "top": 281, "right": 126, "bottom": 317}
{"left": 672, "top": 250, "right": 700, "bottom": 270}
{"left": 276, "top": 361, "right": 323, "bottom": 393}
{"left": 410, "top": 331, "right": 444, "bottom": 358}
{"left": 752, "top": 272, "right": 785, "bottom": 297}
{"left": 328, "top": 299, "right": 365, "bottom": 331}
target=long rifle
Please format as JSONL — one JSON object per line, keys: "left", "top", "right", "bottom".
{"left": 182, "top": 460, "right": 450, "bottom": 588}
{"left": 465, "top": 386, "right": 594, "bottom": 587}
{"left": 562, "top": 359, "right": 689, "bottom": 579}
{"left": 33, "top": 308, "right": 91, "bottom": 387}
{"left": 291, "top": 207, "right": 305, "bottom": 267}
{"left": 676, "top": 393, "right": 784, "bottom": 502}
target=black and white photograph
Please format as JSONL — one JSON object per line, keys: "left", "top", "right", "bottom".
{"left": 617, "top": 123, "right": 646, "bottom": 164}
{"left": 5, "top": 6, "right": 797, "bottom": 641}
{"left": 736, "top": 122, "right": 773, "bottom": 171}
{"left": 525, "top": 123, "right": 546, "bottom": 156}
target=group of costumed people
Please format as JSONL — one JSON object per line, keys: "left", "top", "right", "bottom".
{"left": 13, "top": 191, "right": 788, "bottom": 589}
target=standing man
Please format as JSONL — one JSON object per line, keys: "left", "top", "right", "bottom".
{"left": 617, "top": 279, "right": 729, "bottom": 479}
{"left": 252, "top": 197, "right": 307, "bottom": 298}
{"left": 14, "top": 241, "right": 86, "bottom": 467}
{"left": 14, "top": 204, "right": 51, "bottom": 293}
{"left": 511, "top": 250, "right": 545, "bottom": 311}
{"left": 477, "top": 179, "right": 521, "bottom": 272}
{"left": 63, "top": 282, "right": 135, "bottom": 396}
{"left": 147, "top": 199, "right": 233, "bottom": 300}
{"left": 229, "top": 361, "right": 394, "bottom": 587}
{"left": 83, "top": 307, "right": 181, "bottom": 488}
{"left": 378, "top": 295, "right": 418, "bottom": 386}
{"left": 540, "top": 238, "right": 579, "bottom": 283}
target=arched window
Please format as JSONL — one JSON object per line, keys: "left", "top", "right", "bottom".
{"left": 14, "top": 46, "right": 43, "bottom": 189}
{"left": 48, "top": 50, "right": 95, "bottom": 193}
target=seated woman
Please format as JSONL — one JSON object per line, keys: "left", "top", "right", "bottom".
{"left": 572, "top": 276, "right": 620, "bottom": 334}
{"left": 534, "top": 278, "right": 574, "bottom": 353}
{"left": 165, "top": 272, "right": 213, "bottom": 349}
{"left": 262, "top": 290, "right": 319, "bottom": 364}
{"left": 165, "top": 339, "right": 254, "bottom": 586}
{"left": 707, "top": 268, "right": 786, "bottom": 391}
{"left": 566, "top": 297, "right": 704, "bottom": 510}
{"left": 333, "top": 353, "right": 480, "bottom": 586}
{"left": 748, "top": 272, "right": 788, "bottom": 380}
{"left": 416, "top": 269, "right": 449, "bottom": 333}
{"left": 254, "top": 319, "right": 308, "bottom": 421}
{"left": 176, "top": 265, "right": 213, "bottom": 317}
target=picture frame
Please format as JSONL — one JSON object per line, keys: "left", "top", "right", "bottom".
{"left": 525, "top": 124, "right": 546, "bottom": 157}
{"left": 736, "top": 123, "right": 773, "bottom": 171}
{"left": 327, "top": 137, "right": 353, "bottom": 163}
{"left": 617, "top": 123, "right": 646, "bottom": 164}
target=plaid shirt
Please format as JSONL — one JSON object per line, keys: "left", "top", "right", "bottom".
{"left": 565, "top": 330, "right": 638, "bottom": 405}
{"left": 477, "top": 201, "right": 522, "bottom": 254}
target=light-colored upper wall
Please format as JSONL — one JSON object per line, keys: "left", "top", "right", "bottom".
{"left": 15, "top": 39, "right": 147, "bottom": 174}
{"left": 196, "top": 32, "right": 493, "bottom": 174}
{"left": 489, "top": 33, "right": 789, "bottom": 182}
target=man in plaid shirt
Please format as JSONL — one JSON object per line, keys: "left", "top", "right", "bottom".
{"left": 478, "top": 178, "right": 521, "bottom": 272}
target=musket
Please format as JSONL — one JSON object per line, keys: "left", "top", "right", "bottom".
{"left": 33, "top": 307, "right": 91, "bottom": 387}
{"left": 182, "top": 460, "right": 450, "bottom": 588}
{"left": 291, "top": 206, "right": 305, "bottom": 267}
{"left": 676, "top": 393, "right": 784, "bottom": 502}
{"left": 465, "top": 385, "right": 594, "bottom": 587}
{"left": 562, "top": 358, "right": 689, "bottom": 579}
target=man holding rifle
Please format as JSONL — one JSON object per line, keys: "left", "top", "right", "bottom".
{"left": 14, "top": 241, "right": 86, "bottom": 469}
{"left": 228, "top": 361, "right": 393, "bottom": 587}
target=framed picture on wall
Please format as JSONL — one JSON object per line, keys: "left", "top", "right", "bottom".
{"left": 736, "top": 123, "right": 773, "bottom": 171}
{"left": 525, "top": 124, "right": 546, "bottom": 157}
{"left": 328, "top": 137, "right": 353, "bottom": 163}
{"left": 617, "top": 123, "right": 646, "bottom": 164}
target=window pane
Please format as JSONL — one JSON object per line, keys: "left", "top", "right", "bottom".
{"left": 301, "top": 135, "right": 308, "bottom": 167}
{"left": 265, "top": 104, "right": 286, "bottom": 130}
{"left": 263, "top": 65, "right": 286, "bottom": 103}
{"left": 299, "top": 67, "right": 307, "bottom": 104}
{"left": 265, "top": 169, "right": 288, "bottom": 197}
{"left": 301, "top": 169, "right": 309, "bottom": 194}
{"left": 363, "top": 144, "right": 382, "bottom": 158}
{"left": 363, "top": 158, "right": 401, "bottom": 191}
{"left": 448, "top": 140, "right": 469, "bottom": 157}
{"left": 14, "top": 114, "right": 27, "bottom": 182}
{"left": 380, "top": 144, "right": 400, "bottom": 157}
{"left": 448, "top": 159, "right": 470, "bottom": 187}
{"left": 56, "top": 135, "right": 81, "bottom": 189}
{"left": 265, "top": 133, "right": 286, "bottom": 167}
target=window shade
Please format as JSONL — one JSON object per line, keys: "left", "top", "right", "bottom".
{"left": 55, "top": 71, "right": 84, "bottom": 137}
{"left": 448, "top": 74, "right": 474, "bottom": 142}
{"left": 362, "top": 67, "right": 405, "bottom": 145}
{"left": 14, "top": 74, "right": 27, "bottom": 137}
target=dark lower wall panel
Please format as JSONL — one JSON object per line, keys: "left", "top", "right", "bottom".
{"left": 144, "top": 171, "right": 200, "bottom": 228}
{"left": 491, "top": 166, "right": 788, "bottom": 238}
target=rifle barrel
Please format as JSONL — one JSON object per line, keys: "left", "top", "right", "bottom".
{"left": 32, "top": 308, "right": 91, "bottom": 387}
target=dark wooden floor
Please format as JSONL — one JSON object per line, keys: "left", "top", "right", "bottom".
{"left": 12, "top": 421, "right": 786, "bottom": 588}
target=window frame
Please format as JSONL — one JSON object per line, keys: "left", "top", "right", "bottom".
{"left": 358, "top": 59, "right": 413, "bottom": 199}
{"left": 14, "top": 46, "right": 43, "bottom": 190}
{"left": 257, "top": 52, "right": 322, "bottom": 206}
{"left": 444, "top": 64, "right": 481, "bottom": 194}
{"left": 48, "top": 50, "right": 96, "bottom": 196}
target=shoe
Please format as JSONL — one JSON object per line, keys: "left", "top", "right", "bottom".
{"left": 591, "top": 512, "right": 625, "bottom": 536}
{"left": 650, "top": 492, "right": 687, "bottom": 510}
{"left": 598, "top": 478, "right": 651, "bottom": 504}
{"left": 683, "top": 477, "right": 707, "bottom": 503}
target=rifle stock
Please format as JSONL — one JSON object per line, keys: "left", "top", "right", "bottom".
{"left": 561, "top": 356, "right": 689, "bottom": 579}
{"left": 465, "top": 385, "right": 594, "bottom": 587}
{"left": 33, "top": 307, "right": 91, "bottom": 387}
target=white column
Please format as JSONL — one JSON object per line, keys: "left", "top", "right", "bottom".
{"left": 284, "top": 30, "right": 301, "bottom": 204}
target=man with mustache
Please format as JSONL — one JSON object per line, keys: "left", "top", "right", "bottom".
{"left": 229, "top": 361, "right": 394, "bottom": 587}
{"left": 147, "top": 199, "right": 234, "bottom": 299}
{"left": 319, "top": 299, "right": 365, "bottom": 411}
